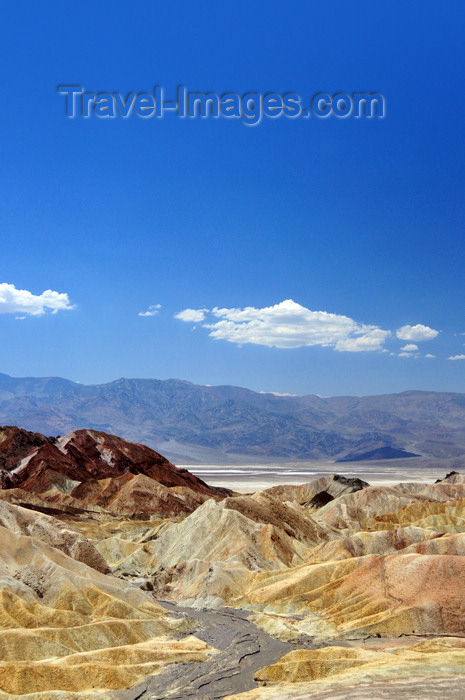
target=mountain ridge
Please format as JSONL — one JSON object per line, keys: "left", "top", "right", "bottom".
{"left": 2, "top": 373, "right": 465, "bottom": 462}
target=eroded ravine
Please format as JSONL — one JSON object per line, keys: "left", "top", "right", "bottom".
{"left": 112, "top": 600, "right": 323, "bottom": 700}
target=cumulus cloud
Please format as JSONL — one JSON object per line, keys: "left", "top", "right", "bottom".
{"left": 425, "top": 354, "right": 436, "bottom": 358}
{"left": 448, "top": 354, "right": 465, "bottom": 361}
{"left": 400, "top": 344, "right": 419, "bottom": 352}
{"left": 0, "top": 283, "right": 74, "bottom": 316}
{"left": 175, "top": 308, "right": 208, "bottom": 323}
{"left": 176, "top": 299, "right": 390, "bottom": 352}
{"left": 138, "top": 304, "right": 162, "bottom": 317}
{"left": 396, "top": 324, "right": 439, "bottom": 341}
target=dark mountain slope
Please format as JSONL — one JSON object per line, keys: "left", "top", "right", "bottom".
{"left": 337, "top": 445, "right": 420, "bottom": 462}
{"left": 1, "top": 373, "right": 465, "bottom": 461}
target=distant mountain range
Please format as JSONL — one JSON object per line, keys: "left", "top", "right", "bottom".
{"left": 1, "top": 372, "right": 465, "bottom": 463}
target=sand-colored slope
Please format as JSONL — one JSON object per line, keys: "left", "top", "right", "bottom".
{"left": 313, "top": 485, "right": 440, "bottom": 530}
{"left": 245, "top": 549, "right": 465, "bottom": 638}
{"left": 305, "top": 526, "right": 433, "bottom": 563}
{"left": 224, "top": 638, "right": 465, "bottom": 699}
{"left": 309, "top": 481, "right": 465, "bottom": 532}
{"left": 130, "top": 496, "right": 331, "bottom": 607}
{"left": 364, "top": 496, "right": 465, "bottom": 532}
{"left": 0, "top": 522, "right": 213, "bottom": 696}
{"left": 223, "top": 491, "right": 330, "bottom": 545}
{"left": 0, "top": 499, "right": 109, "bottom": 573}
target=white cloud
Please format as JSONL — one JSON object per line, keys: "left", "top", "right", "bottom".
{"left": 177, "top": 299, "right": 391, "bottom": 352}
{"left": 175, "top": 308, "right": 208, "bottom": 323}
{"left": 399, "top": 351, "right": 417, "bottom": 358}
{"left": 425, "top": 354, "right": 436, "bottom": 358}
{"left": 396, "top": 324, "right": 439, "bottom": 341}
{"left": 448, "top": 354, "right": 465, "bottom": 361}
{"left": 400, "top": 344, "right": 419, "bottom": 352}
{"left": 332, "top": 328, "right": 391, "bottom": 352}
{"left": 138, "top": 304, "right": 162, "bottom": 317}
{"left": 0, "top": 283, "right": 74, "bottom": 316}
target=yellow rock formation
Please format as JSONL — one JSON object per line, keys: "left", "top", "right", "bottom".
{"left": 224, "top": 638, "right": 465, "bottom": 699}
{"left": 0, "top": 504, "right": 214, "bottom": 697}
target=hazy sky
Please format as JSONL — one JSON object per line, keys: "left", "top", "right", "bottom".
{"left": 1, "top": 1, "right": 464, "bottom": 396}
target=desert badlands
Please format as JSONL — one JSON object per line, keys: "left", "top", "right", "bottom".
{"left": 0, "top": 426, "right": 464, "bottom": 698}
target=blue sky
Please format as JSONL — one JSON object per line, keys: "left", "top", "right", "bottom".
{"left": 1, "top": 1, "right": 464, "bottom": 396}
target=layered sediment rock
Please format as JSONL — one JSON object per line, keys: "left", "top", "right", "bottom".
{"left": 2, "top": 426, "right": 465, "bottom": 698}
{"left": 0, "top": 503, "right": 213, "bottom": 698}
{"left": 0, "top": 427, "right": 228, "bottom": 697}
{"left": 225, "top": 638, "right": 465, "bottom": 699}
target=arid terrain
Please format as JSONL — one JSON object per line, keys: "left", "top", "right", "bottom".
{"left": 0, "top": 425, "right": 465, "bottom": 698}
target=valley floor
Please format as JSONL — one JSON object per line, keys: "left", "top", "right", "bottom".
{"left": 186, "top": 457, "right": 447, "bottom": 492}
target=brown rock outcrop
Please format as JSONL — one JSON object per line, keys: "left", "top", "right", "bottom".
{"left": 266, "top": 474, "right": 369, "bottom": 507}
{"left": 0, "top": 426, "right": 50, "bottom": 472}
{"left": 0, "top": 427, "right": 228, "bottom": 520}
{"left": 0, "top": 427, "right": 224, "bottom": 496}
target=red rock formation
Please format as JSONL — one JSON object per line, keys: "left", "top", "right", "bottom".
{"left": 0, "top": 426, "right": 50, "bottom": 471}
{"left": 56, "top": 429, "right": 217, "bottom": 494}
{"left": 0, "top": 426, "right": 227, "bottom": 503}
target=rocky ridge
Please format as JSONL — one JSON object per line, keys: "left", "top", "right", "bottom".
{"left": 0, "top": 426, "right": 227, "bottom": 518}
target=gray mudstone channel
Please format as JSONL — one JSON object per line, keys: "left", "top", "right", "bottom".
{"left": 111, "top": 600, "right": 327, "bottom": 700}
